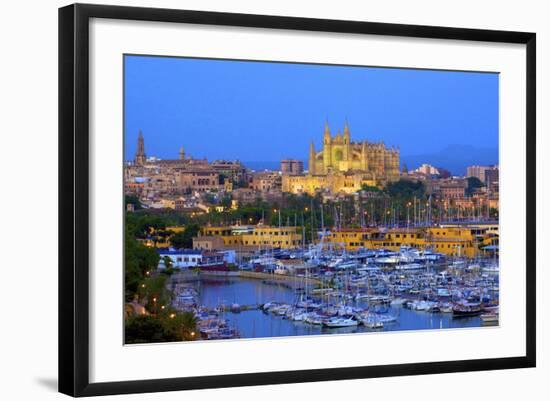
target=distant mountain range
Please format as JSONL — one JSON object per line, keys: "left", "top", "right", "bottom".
{"left": 244, "top": 145, "right": 498, "bottom": 177}
{"left": 401, "top": 145, "right": 499, "bottom": 176}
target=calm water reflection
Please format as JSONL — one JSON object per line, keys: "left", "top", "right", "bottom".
{"left": 194, "top": 277, "right": 484, "bottom": 339}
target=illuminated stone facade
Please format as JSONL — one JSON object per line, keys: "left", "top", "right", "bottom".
{"left": 282, "top": 122, "right": 400, "bottom": 194}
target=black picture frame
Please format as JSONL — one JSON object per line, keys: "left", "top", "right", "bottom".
{"left": 59, "top": 3, "right": 536, "bottom": 397}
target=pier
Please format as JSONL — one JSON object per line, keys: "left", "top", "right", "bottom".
{"left": 169, "top": 269, "right": 322, "bottom": 286}
{"left": 238, "top": 270, "right": 322, "bottom": 286}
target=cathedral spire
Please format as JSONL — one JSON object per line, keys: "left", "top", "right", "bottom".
{"left": 324, "top": 119, "right": 331, "bottom": 143}
{"left": 309, "top": 141, "right": 316, "bottom": 175}
{"left": 135, "top": 129, "right": 146, "bottom": 166}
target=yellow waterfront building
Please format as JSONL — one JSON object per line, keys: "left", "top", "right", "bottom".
{"left": 149, "top": 223, "right": 495, "bottom": 257}
{"left": 326, "top": 225, "right": 497, "bottom": 258}
{"left": 282, "top": 121, "right": 400, "bottom": 194}
{"left": 202, "top": 226, "right": 242, "bottom": 246}
{"left": 241, "top": 226, "right": 302, "bottom": 249}
{"left": 200, "top": 225, "right": 302, "bottom": 249}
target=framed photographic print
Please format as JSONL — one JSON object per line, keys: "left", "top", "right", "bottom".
{"left": 58, "top": 3, "right": 536, "bottom": 397}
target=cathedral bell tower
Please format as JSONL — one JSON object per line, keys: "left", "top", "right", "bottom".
{"left": 322, "top": 121, "right": 332, "bottom": 173}
{"left": 343, "top": 120, "right": 351, "bottom": 162}
{"left": 135, "top": 130, "right": 146, "bottom": 166}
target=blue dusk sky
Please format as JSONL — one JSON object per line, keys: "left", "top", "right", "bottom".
{"left": 124, "top": 55, "right": 499, "bottom": 174}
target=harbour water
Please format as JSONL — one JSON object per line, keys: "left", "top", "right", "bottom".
{"left": 192, "top": 277, "right": 484, "bottom": 339}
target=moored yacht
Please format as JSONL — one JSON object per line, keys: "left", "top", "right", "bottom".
{"left": 480, "top": 313, "right": 499, "bottom": 324}
{"left": 452, "top": 302, "right": 482, "bottom": 317}
{"left": 322, "top": 316, "right": 359, "bottom": 328}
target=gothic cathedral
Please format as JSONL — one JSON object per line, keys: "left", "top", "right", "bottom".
{"left": 283, "top": 122, "right": 400, "bottom": 194}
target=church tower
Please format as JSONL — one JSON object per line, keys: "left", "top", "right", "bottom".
{"left": 322, "top": 121, "right": 332, "bottom": 173}
{"left": 309, "top": 141, "right": 316, "bottom": 175}
{"left": 179, "top": 146, "right": 185, "bottom": 160}
{"left": 343, "top": 120, "right": 351, "bottom": 162}
{"left": 361, "top": 140, "right": 369, "bottom": 171}
{"left": 135, "top": 130, "right": 146, "bottom": 166}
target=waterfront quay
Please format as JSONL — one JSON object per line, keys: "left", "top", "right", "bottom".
{"left": 166, "top": 245, "right": 499, "bottom": 341}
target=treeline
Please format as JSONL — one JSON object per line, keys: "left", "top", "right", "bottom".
{"left": 125, "top": 219, "right": 198, "bottom": 343}
{"left": 126, "top": 178, "right": 497, "bottom": 248}
{"left": 126, "top": 180, "right": 429, "bottom": 237}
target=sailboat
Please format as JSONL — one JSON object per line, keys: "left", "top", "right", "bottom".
{"left": 358, "top": 312, "right": 384, "bottom": 328}
{"left": 322, "top": 316, "right": 359, "bottom": 328}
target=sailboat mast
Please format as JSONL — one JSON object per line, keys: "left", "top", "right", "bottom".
{"left": 301, "top": 212, "right": 305, "bottom": 248}
{"left": 310, "top": 198, "right": 315, "bottom": 244}
{"left": 320, "top": 203, "right": 325, "bottom": 233}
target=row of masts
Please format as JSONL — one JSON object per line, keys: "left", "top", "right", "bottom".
{"left": 242, "top": 197, "right": 493, "bottom": 236}
{"left": 261, "top": 196, "right": 493, "bottom": 231}
{"left": 247, "top": 196, "right": 494, "bottom": 257}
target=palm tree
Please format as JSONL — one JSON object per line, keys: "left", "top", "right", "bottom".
{"left": 180, "top": 311, "right": 198, "bottom": 340}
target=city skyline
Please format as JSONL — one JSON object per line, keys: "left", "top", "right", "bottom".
{"left": 124, "top": 55, "right": 499, "bottom": 174}
{"left": 124, "top": 55, "right": 500, "bottom": 344}
{"left": 129, "top": 130, "right": 498, "bottom": 176}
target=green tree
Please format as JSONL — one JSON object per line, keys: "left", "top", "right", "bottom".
{"left": 466, "top": 176, "right": 485, "bottom": 196}
{"left": 203, "top": 193, "right": 217, "bottom": 204}
{"left": 170, "top": 223, "right": 201, "bottom": 249}
{"left": 385, "top": 179, "right": 426, "bottom": 200}
{"left": 125, "top": 194, "right": 142, "bottom": 210}
{"left": 162, "top": 256, "right": 173, "bottom": 269}
{"left": 218, "top": 173, "right": 228, "bottom": 185}
{"left": 125, "top": 315, "right": 181, "bottom": 344}
{"left": 234, "top": 178, "right": 250, "bottom": 189}
{"left": 129, "top": 215, "right": 168, "bottom": 239}
{"left": 177, "top": 311, "right": 199, "bottom": 340}
{"left": 139, "top": 274, "right": 172, "bottom": 313}
{"left": 125, "top": 228, "right": 160, "bottom": 302}
{"left": 220, "top": 195, "right": 232, "bottom": 209}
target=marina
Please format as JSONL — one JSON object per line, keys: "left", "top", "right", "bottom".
{"left": 168, "top": 245, "right": 499, "bottom": 340}
{"left": 122, "top": 57, "right": 502, "bottom": 345}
